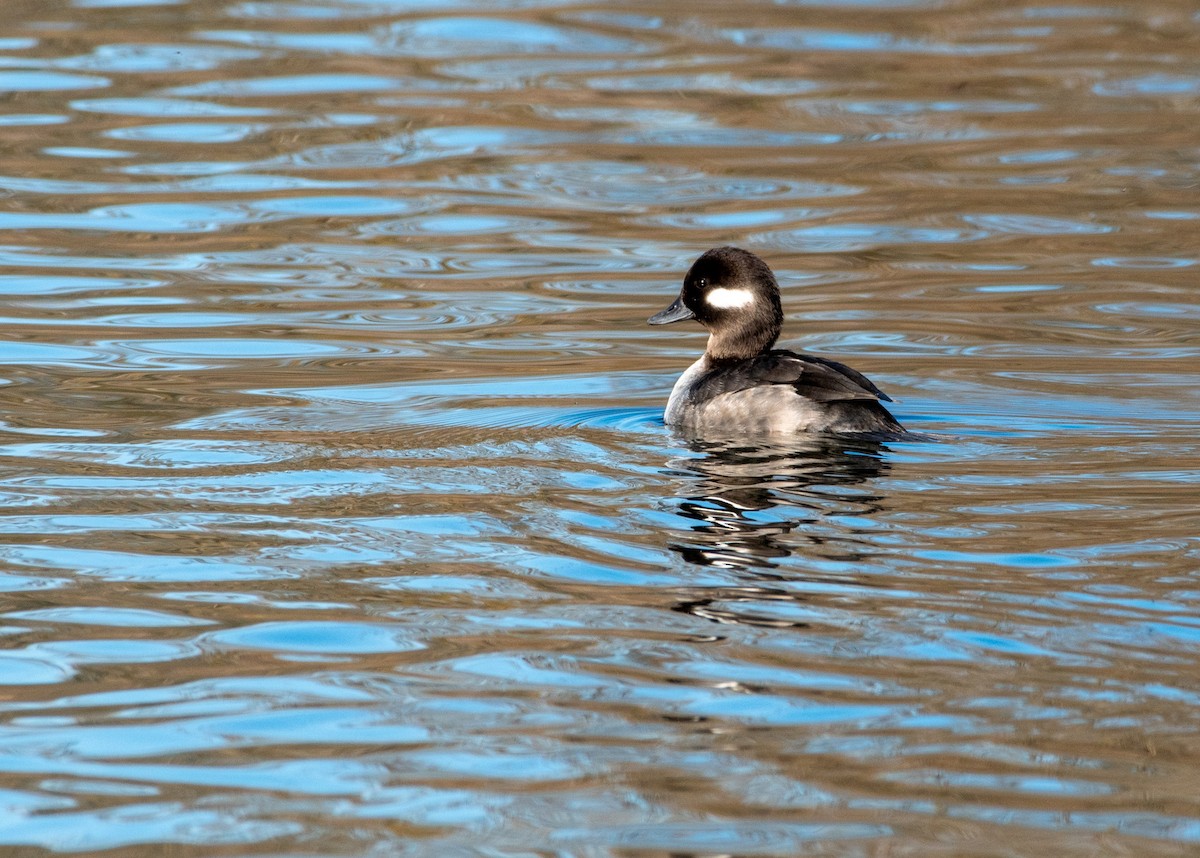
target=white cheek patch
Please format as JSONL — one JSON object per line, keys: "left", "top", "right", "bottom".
{"left": 705, "top": 288, "right": 754, "bottom": 310}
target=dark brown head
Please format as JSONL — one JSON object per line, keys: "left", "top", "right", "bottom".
{"left": 648, "top": 246, "right": 784, "bottom": 360}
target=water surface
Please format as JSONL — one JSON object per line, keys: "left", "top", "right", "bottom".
{"left": 0, "top": 0, "right": 1198, "bottom": 855}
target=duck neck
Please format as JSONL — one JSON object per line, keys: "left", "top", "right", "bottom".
{"left": 705, "top": 315, "right": 781, "bottom": 362}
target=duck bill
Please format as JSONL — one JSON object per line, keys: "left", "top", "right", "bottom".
{"left": 648, "top": 295, "right": 695, "bottom": 325}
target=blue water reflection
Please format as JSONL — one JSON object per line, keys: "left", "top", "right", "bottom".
{"left": 0, "top": 0, "right": 1196, "bottom": 853}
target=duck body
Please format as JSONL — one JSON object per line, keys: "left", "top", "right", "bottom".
{"left": 651, "top": 247, "right": 902, "bottom": 436}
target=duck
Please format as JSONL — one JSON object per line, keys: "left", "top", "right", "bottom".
{"left": 649, "top": 246, "right": 903, "bottom": 435}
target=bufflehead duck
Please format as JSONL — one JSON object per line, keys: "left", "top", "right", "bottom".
{"left": 649, "top": 246, "right": 902, "bottom": 435}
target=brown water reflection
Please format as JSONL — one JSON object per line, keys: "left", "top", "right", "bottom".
{"left": 0, "top": 0, "right": 1197, "bottom": 854}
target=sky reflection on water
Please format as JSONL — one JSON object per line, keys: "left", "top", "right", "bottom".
{"left": 0, "top": 0, "right": 1197, "bottom": 855}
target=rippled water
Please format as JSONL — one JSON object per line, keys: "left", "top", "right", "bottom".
{"left": 0, "top": 0, "right": 1198, "bottom": 854}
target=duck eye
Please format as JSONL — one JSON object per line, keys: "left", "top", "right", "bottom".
{"left": 697, "top": 278, "right": 707, "bottom": 289}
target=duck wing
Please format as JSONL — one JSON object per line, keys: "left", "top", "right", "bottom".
{"left": 697, "top": 350, "right": 894, "bottom": 404}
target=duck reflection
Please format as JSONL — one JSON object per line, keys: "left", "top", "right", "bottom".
{"left": 665, "top": 433, "right": 891, "bottom": 572}
{"left": 664, "top": 434, "right": 893, "bottom": 628}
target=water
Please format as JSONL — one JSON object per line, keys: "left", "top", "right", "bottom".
{"left": 0, "top": 0, "right": 1197, "bottom": 854}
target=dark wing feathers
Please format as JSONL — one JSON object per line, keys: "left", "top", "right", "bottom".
{"left": 795, "top": 353, "right": 894, "bottom": 402}
{"left": 695, "top": 350, "right": 893, "bottom": 404}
